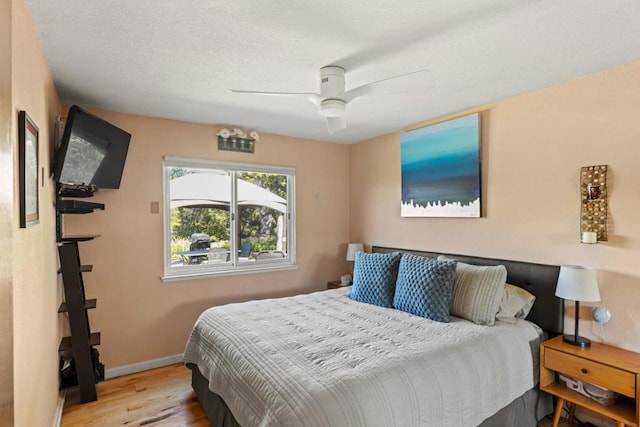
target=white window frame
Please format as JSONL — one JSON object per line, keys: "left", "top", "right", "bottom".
{"left": 162, "top": 156, "right": 296, "bottom": 281}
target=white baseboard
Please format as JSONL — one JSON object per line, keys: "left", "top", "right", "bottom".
{"left": 104, "top": 353, "right": 184, "bottom": 380}
{"left": 52, "top": 389, "right": 66, "bottom": 427}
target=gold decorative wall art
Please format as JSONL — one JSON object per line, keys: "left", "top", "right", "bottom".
{"left": 580, "top": 165, "right": 608, "bottom": 242}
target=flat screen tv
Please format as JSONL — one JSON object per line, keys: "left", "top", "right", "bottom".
{"left": 53, "top": 105, "right": 131, "bottom": 189}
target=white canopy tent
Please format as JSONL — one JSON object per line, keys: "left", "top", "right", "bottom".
{"left": 169, "top": 172, "right": 287, "bottom": 213}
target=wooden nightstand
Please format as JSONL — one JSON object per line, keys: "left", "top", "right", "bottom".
{"left": 327, "top": 280, "right": 343, "bottom": 289}
{"left": 540, "top": 335, "right": 640, "bottom": 427}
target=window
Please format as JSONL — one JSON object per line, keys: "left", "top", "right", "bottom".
{"left": 162, "top": 157, "right": 296, "bottom": 280}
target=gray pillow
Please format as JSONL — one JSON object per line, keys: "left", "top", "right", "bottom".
{"left": 496, "top": 284, "right": 536, "bottom": 323}
{"left": 438, "top": 255, "right": 507, "bottom": 326}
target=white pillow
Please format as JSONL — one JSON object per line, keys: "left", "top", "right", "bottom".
{"left": 496, "top": 284, "right": 536, "bottom": 323}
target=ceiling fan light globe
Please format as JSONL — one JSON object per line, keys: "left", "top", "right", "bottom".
{"left": 319, "top": 99, "right": 346, "bottom": 117}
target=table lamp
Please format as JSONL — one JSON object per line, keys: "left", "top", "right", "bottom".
{"left": 555, "top": 265, "right": 600, "bottom": 348}
{"left": 346, "top": 243, "right": 364, "bottom": 262}
{"left": 345, "top": 243, "right": 364, "bottom": 283}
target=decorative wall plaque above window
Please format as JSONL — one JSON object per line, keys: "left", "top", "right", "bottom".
{"left": 216, "top": 128, "right": 259, "bottom": 153}
{"left": 580, "top": 165, "right": 608, "bottom": 243}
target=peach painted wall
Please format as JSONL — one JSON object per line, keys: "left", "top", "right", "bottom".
{"left": 350, "top": 62, "right": 640, "bottom": 353}
{"left": 63, "top": 110, "right": 351, "bottom": 367}
{"left": 0, "top": 0, "right": 13, "bottom": 424}
{"left": 11, "top": 0, "right": 62, "bottom": 425}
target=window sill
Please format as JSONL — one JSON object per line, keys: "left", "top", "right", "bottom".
{"left": 161, "top": 263, "right": 298, "bottom": 282}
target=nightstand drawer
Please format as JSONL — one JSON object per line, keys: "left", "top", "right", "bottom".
{"left": 545, "top": 348, "right": 636, "bottom": 398}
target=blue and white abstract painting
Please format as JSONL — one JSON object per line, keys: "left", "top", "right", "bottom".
{"left": 401, "top": 113, "right": 481, "bottom": 217}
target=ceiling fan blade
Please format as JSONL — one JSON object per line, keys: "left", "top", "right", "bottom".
{"left": 307, "top": 94, "right": 323, "bottom": 106}
{"left": 230, "top": 89, "right": 319, "bottom": 98}
{"left": 326, "top": 116, "right": 347, "bottom": 134}
{"left": 231, "top": 89, "right": 323, "bottom": 107}
{"left": 342, "top": 69, "right": 434, "bottom": 103}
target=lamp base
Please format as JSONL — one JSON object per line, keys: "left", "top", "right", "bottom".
{"left": 563, "top": 334, "right": 591, "bottom": 348}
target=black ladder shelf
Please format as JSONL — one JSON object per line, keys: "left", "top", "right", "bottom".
{"left": 56, "top": 184, "right": 105, "bottom": 403}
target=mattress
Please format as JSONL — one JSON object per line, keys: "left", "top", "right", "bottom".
{"left": 184, "top": 287, "right": 544, "bottom": 427}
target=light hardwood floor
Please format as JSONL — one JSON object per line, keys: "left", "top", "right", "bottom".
{"left": 61, "top": 364, "right": 208, "bottom": 426}
{"left": 61, "top": 363, "right": 564, "bottom": 426}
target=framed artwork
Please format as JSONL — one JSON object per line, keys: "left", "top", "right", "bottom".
{"left": 19, "top": 111, "right": 39, "bottom": 228}
{"left": 401, "top": 112, "right": 481, "bottom": 217}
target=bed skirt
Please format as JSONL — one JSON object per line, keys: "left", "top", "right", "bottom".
{"left": 188, "top": 363, "right": 552, "bottom": 427}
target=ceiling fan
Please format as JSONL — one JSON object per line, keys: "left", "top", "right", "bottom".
{"left": 230, "top": 66, "right": 434, "bottom": 134}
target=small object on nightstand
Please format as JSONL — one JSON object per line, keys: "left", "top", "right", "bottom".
{"left": 592, "top": 307, "right": 611, "bottom": 324}
{"left": 327, "top": 280, "right": 344, "bottom": 290}
{"left": 540, "top": 335, "right": 640, "bottom": 427}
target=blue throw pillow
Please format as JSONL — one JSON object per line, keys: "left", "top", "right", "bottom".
{"left": 393, "top": 254, "right": 457, "bottom": 322}
{"left": 349, "top": 252, "right": 401, "bottom": 308}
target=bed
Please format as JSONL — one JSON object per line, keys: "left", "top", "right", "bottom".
{"left": 184, "top": 246, "right": 564, "bottom": 426}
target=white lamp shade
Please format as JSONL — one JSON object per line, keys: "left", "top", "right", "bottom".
{"left": 555, "top": 265, "right": 601, "bottom": 302}
{"left": 346, "top": 243, "right": 364, "bottom": 261}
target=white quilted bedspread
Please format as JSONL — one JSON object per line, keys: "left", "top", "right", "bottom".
{"left": 184, "top": 287, "right": 542, "bottom": 427}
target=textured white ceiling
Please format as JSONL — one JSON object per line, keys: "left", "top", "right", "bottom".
{"left": 26, "top": 0, "right": 640, "bottom": 144}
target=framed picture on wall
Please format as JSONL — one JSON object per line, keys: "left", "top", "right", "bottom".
{"left": 19, "top": 110, "right": 39, "bottom": 228}
{"left": 400, "top": 112, "right": 481, "bottom": 217}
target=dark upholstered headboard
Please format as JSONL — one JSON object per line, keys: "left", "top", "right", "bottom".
{"left": 372, "top": 246, "right": 564, "bottom": 336}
